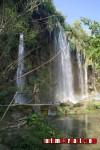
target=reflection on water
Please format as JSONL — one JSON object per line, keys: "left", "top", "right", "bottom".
{"left": 85, "top": 115, "right": 88, "bottom": 134}
{"left": 51, "top": 113, "right": 100, "bottom": 150}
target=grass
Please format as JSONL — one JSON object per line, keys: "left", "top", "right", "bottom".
{"left": 56, "top": 100, "right": 100, "bottom": 116}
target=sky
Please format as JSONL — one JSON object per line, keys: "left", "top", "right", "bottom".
{"left": 53, "top": 0, "right": 100, "bottom": 25}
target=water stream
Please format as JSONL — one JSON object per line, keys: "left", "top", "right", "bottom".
{"left": 84, "top": 63, "right": 88, "bottom": 97}
{"left": 76, "top": 51, "right": 84, "bottom": 96}
{"left": 54, "top": 26, "right": 76, "bottom": 103}
{"left": 15, "top": 33, "right": 25, "bottom": 104}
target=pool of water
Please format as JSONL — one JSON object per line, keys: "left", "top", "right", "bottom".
{"left": 51, "top": 113, "right": 100, "bottom": 150}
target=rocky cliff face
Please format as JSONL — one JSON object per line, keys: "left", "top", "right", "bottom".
{"left": 0, "top": 0, "right": 65, "bottom": 104}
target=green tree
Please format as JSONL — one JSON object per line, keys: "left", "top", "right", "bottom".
{"left": 81, "top": 18, "right": 100, "bottom": 69}
{"left": 65, "top": 20, "right": 88, "bottom": 50}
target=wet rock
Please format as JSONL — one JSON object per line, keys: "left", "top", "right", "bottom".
{"left": 48, "top": 106, "right": 57, "bottom": 116}
{"left": 60, "top": 100, "right": 73, "bottom": 106}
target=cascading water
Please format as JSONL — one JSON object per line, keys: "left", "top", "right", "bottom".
{"left": 84, "top": 63, "right": 88, "bottom": 97}
{"left": 15, "top": 33, "right": 25, "bottom": 104}
{"left": 76, "top": 51, "right": 84, "bottom": 96}
{"left": 93, "top": 72, "right": 98, "bottom": 94}
{"left": 54, "top": 26, "right": 76, "bottom": 103}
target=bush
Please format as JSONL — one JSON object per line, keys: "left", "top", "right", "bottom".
{"left": 1, "top": 114, "right": 57, "bottom": 150}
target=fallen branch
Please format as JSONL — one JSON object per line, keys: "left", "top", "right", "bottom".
{"left": 18, "top": 120, "right": 27, "bottom": 128}
{"left": 18, "top": 117, "right": 27, "bottom": 121}
{"left": 0, "top": 104, "right": 56, "bottom": 107}
{"left": 0, "top": 92, "right": 17, "bottom": 122}
{"left": 0, "top": 120, "right": 27, "bottom": 132}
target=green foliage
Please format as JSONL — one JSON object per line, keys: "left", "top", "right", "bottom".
{"left": 24, "top": 59, "right": 33, "bottom": 71}
{"left": 83, "top": 100, "right": 96, "bottom": 110}
{"left": 57, "top": 106, "right": 68, "bottom": 116}
{"left": 0, "top": 90, "right": 8, "bottom": 100}
{"left": 81, "top": 18, "right": 100, "bottom": 36}
{"left": 65, "top": 21, "right": 88, "bottom": 50}
{"left": 65, "top": 18, "right": 100, "bottom": 70}
{"left": 41, "top": 1, "right": 56, "bottom": 15}
{"left": 56, "top": 12, "right": 65, "bottom": 25}
{"left": 27, "top": 113, "right": 57, "bottom": 138}
{"left": 81, "top": 18, "right": 100, "bottom": 69}
{"left": 0, "top": 86, "right": 16, "bottom": 102}
{"left": 38, "top": 69, "right": 50, "bottom": 100}
{"left": 38, "top": 1, "right": 65, "bottom": 30}
{"left": 27, "top": 113, "right": 43, "bottom": 125}
{"left": 47, "top": 17, "right": 54, "bottom": 31}
{"left": 25, "top": 31, "right": 37, "bottom": 47}
{"left": 1, "top": 114, "right": 57, "bottom": 150}
{"left": 56, "top": 100, "right": 100, "bottom": 116}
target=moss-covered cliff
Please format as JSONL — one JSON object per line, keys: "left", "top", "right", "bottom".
{"left": 0, "top": 0, "right": 65, "bottom": 104}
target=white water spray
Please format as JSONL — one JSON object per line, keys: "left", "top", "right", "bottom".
{"left": 15, "top": 33, "right": 25, "bottom": 104}
{"left": 84, "top": 63, "right": 88, "bottom": 97}
{"left": 55, "top": 26, "right": 76, "bottom": 103}
{"left": 76, "top": 51, "right": 84, "bottom": 96}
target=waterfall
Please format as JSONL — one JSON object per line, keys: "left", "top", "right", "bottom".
{"left": 84, "top": 63, "right": 88, "bottom": 97}
{"left": 76, "top": 51, "right": 84, "bottom": 96}
{"left": 54, "top": 26, "right": 76, "bottom": 103}
{"left": 15, "top": 33, "right": 25, "bottom": 104}
{"left": 93, "top": 73, "right": 98, "bottom": 94}
{"left": 94, "top": 84, "right": 98, "bottom": 94}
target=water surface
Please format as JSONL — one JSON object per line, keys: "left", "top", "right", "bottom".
{"left": 51, "top": 113, "right": 100, "bottom": 150}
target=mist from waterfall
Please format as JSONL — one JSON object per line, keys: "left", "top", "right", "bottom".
{"left": 15, "top": 33, "right": 25, "bottom": 104}
{"left": 54, "top": 26, "right": 76, "bottom": 103}
{"left": 76, "top": 51, "right": 84, "bottom": 96}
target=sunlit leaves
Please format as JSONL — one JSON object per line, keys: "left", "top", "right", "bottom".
{"left": 81, "top": 17, "right": 100, "bottom": 36}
